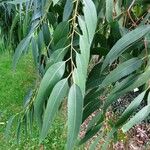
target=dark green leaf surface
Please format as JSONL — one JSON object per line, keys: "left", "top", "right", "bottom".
{"left": 5, "top": 115, "right": 16, "bottom": 139}
{"left": 78, "top": 124, "right": 102, "bottom": 145}
{"left": 104, "top": 68, "right": 150, "bottom": 110}
{"left": 34, "top": 62, "right": 65, "bottom": 128}
{"left": 102, "top": 25, "right": 150, "bottom": 71}
{"left": 40, "top": 78, "right": 69, "bottom": 142}
{"left": 53, "top": 21, "right": 69, "bottom": 45}
{"left": 13, "top": 35, "right": 32, "bottom": 69}
{"left": 63, "top": 0, "right": 73, "bottom": 21}
{"left": 101, "top": 58, "right": 142, "bottom": 88}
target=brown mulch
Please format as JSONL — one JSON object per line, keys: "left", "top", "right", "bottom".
{"left": 79, "top": 91, "right": 150, "bottom": 150}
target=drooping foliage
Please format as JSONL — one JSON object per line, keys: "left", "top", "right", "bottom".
{"left": 2, "top": 0, "right": 150, "bottom": 149}
{"left": 0, "top": 1, "right": 32, "bottom": 51}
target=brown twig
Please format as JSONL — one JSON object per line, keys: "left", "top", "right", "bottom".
{"left": 127, "top": 0, "right": 137, "bottom": 27}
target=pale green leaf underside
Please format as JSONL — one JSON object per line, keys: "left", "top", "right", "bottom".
{"left": 106, "top": 0, "right": 113, "bottom": 22}
{"left": 122, "top": 105, "right": 150, "bottom": 132}
{"left": 67, "top": 84, "right": 83, "bottom": 150}
{"left": 115, "top": 91, "right": 146, "bottom": 127}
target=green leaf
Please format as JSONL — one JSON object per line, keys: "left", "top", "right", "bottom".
{"left": 76, "top": 53, "right": 87, "bottom": 78}
{"left": 111, "top": 74, "right": 138, "bottom": 94}
{"left": 83, "top": 0, "right": 97, "bottom": 43}
{"left": 82, "top": 98, "right": 102, "bottom": 122}
{"left": 89, "top": 132, "right": 103, "bottom": 150}
{"left": 16, "top": 119, "right": 21, "bottom": 144}
{"left": 84, "top": 88, "right": 104, "bottom": 107}
{"left": 89, "top": 75, "right": 135, "bottom": 111}
{"left": 9, "top": 14, "right": 19, "bottom": 45}
{"left": 42, "top": 23, "right": 51, "bottom": 46}
{"left": 47, "top": 12, "right": 57, "bottom": 26}
{"left": 63, "top": 0, "right": 73, "bottom": 21}
{"left": 104, "top": 68, "right": 150, "bottom": 111}
{"left": 51, "top": 48, "right": 69, "bottom": 63}
{"left": 74, "top": 0, "right": 97, "bottom": 96}
{"left": 40, "top": 78, "right": 69, "bottom": 142}
{"left": 5, "top": 115, "right": 16, "bottom": 139}
{"left": 148, "top": 92, "right": 150, "bottom": 104}
{"left": 78, "top": 15, "right": 90, "bottom": 66}
{"left": 87, "top": 76, "right": 105, "bottom": 90}
{"left": 29, "top": 107, "right": 34, "bottom": 135}
{"left": 86, "top": 62, "right": 106, "bottom": 90}
{"left": 67, "top": 84, "right": 83, "bottom": 150}
{"left": 46, "top": 47, "right": 69, "bottom": 69}
{"left": 122, "top": 68, "right": 150, "bottom": 93}
{"left": 13, "top": 35, "right": 32, "bottom": 69}
{"left": 102, "top": 129, "right": 117, "bottom": 150}
{"left": 106, "top": 0, "right": 113, "bottom": 22}
{"left": 101, "top": 25, "right": 150, "bottom": 72}
{"left": 7, "top": 0, "right": 30, "bottom": 4}
{"left": 115, "top": 91, "right": 146, "bottom": 127}
{"left": 73, "top": 67, "right": 86, "bottom": 96}
{"left": 34, "top": 62, "right": 65, "bottom": 128}
{"left": 42, "top": 0, "right": 52, "bottom": 17}
{"left": 37, "top": 30, "right": 44, "bottom": 53}
{"left": 54, "top": 37, "right": 68, "bottom": 50}
{"left": 53, "top": 21, "right": 69, "bottom": 45}
{"left": 122, "top": 104, "right": 150, "bottom": 132}
{"left": 31, "top": 38, "right": 39, "bottom": 69}
{"left": 91, "top": 47, "right": 109, "bottom": 56}
{"left": 78, "top": 124, "right": 102, "bottom": 145}
{"left": 52, "top": 0, "right": 60, "bottom": 6}
{"left": 101, "top": 58, "right": 142, "bottom": 88}
{"left": 87, "top": 111, "right": 104, "bottom": 132}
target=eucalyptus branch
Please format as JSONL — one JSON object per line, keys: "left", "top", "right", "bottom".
{"left": 70, "top": 0, "right": 80, "bottom": 74}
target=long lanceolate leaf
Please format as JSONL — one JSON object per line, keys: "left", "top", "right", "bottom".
{"left": 148, "top": 92, "right": 150, "bottom": 104}
{"left": 104, "top": 68, "right": 150, "bottom": 111}
{"left": 83, "top": 0, "right": 97, "bottom": 43}
{"left": 6, "top": 0, "right": 30, "bottom": 4}
{"left": 100, "top": 58, "right": 142, "bottom": 88}
{"left": 40, "top": 78, "right": 69, "bottom": 143}
{"left": 106, "top": 0, "right": 113, "bottom": 22}
{"left": 122, "top": 104, "right": 150, "bottom": 132}
{"left": 67, "top": 84, "right": 83, "bottom": 150}
{"left": 67, "top": 0, "right": 97, "bottom": 149}
{"left": 34, "top": 62, "right": 65, "bottom": 128}
{"left": 115, "top": 91, "right": 146, "bottom": 127}
{"left": 5, "top": 115, "right": 16, "bottom": 139}
{"left": 74, "top": 0, "right": 97, "bottom": 95}
{"left": 101, "top": 25, "right": 150, "bottom": 72}
{"left": 78, "top": 124, "right": 102, "bottom": 145}
{"left": 63, "top": 0, "right": 73, "bottom": 21}
{"left": 13, "top": 35, "right": 32, "bottom": 69}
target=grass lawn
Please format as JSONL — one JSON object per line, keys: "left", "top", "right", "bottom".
{"left": 0, "top": 52, "right": 67, "bottom": 150}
